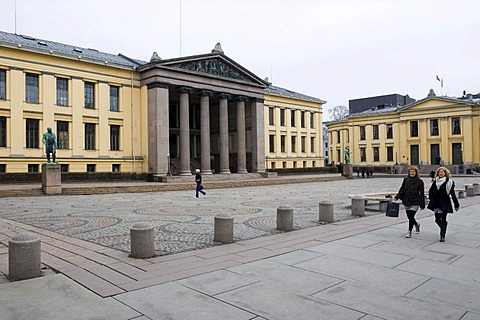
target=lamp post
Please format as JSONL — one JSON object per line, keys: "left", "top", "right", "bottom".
{"left": 166, "top": 153, "right": 172, "bottom": 176}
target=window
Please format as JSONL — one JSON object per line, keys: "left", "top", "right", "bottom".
{"left": 0, "top": 164, "right": 5, "bottom": 172}
{"left": 280, "top": 135, "right": 286, "bottom": 152}
{"left": 300, "top": 111, "right": 305, "bottom": 128}
{"left": 360, "top": 147, "right": 366, "bottom": 162}
{"left": 56, "top": 78, "right": 68, "bottom": 106}
{"left": 280, "top": 109, "right": 285, "bottom": 126}
{"left": 291, "top": 136, "right": 296, "bottom": 152}
{"left": 310, "top": 137, "right": 315, "bottom": 153}
{"left": 310, "top": 113, "right": 314, "bottom": 128}
{"left": 337, "top": 131, "right": 340, "bottom": 143}
{"left": 337, "top": 149, "right": 341, "bottom": 162}
{"left": 387, "top": 146, "right": 394, "bottom": 162}
{"left": 110, "top": 125, "right": 120, "bottom": 151}
{"left": 430, "top": 119, "right": 439, "bottom": 136}
{"left": 25, "top": 73, "right": 39, "bottom": 103}
{"left": 85, "top": 123, "right": 96, "bottom": 150}
{"left": 0, "top": 116, "right": 6, "bottom": 147}
{"left": 291, "top": 110, "right": 296, "bottom": 127}
{"left": 112, "top": 164, "right": 121, "bottom": 172}
{"left": 301, "top": 136, "right": 306, "bottom": 153}
{"left": 373, "top": 125, "right": 379, "bottom": 140}
{"left": 28, "top": 164, "right": 39, "bottom": 172}
{"left": 26, "top": 119, "right": 39, "bottom": 148}
{"left": 452, "top": 117, "right": 461, "bottom": 135}
{"left": 87, "top": 164, "right": 96, "bottom": 172}
{"left": 268, "top": 107, "right": 274, "bottom": 125}
{"left": 110, "top": 86, "right": 119, "bottom": 111}
{"left": 410, "top": 121, "right": 418, "bottom": 137}
{"left": 360, "top": 126, "right": 366, "bottom": 140}
{"left": 386, "top": 124, "right": 393, "bottom": 139}
{"left": 0, "top": 69, "right": 6, "bottom": 100}
{"left": 57, "top": 121, "right": 69, "bottom": 149}
{"left": 269, "top": 134, "right": 275, "bottom": 153}
{"left": 60, "top": 164, "right": 69, "bottom": 172}
{"left": 373, "top": 147, "right": 379, "bottom": 162}
{"left": 84, "top": 82, "right": 95, "bottom": 109}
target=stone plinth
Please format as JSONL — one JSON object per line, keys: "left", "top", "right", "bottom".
{"left": 351, "top": 195, "right": 365, "bottom": 216}
{"left": 214, "top": 214, "right": 234, "bottom": 244}
{"left": 319, "top": 201, "right": 334, "bottom": 223}
{"left": 343, "top": 164, "right": 353, "bottom": 179}
{"left": 277, "top": 206, "right": 294, "bottom": 231}
{"left": 41, "top": 164, "right": 62, "bottom": 195}
{"left": 130, "top": 223, "right": 155, "bottom": 258}
{"left": 9, "top": 233, "right": 41, "bottom": 281}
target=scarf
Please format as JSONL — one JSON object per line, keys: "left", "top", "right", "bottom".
{"left": 435, "top": 176, "right": 453, "bottom": 194}
{"left": 406, "top": 176, "right": 419, "bottom": 188}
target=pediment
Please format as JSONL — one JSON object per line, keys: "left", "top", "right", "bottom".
{"left": 398, "top": 96, "right": 473, "bottom": 113}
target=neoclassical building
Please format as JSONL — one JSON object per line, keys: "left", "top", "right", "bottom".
{"left": 0, "top": 30, "right": 325, "bottom": 175}
{"left": 328, "top": 90, "right": 480, "bottom": 170}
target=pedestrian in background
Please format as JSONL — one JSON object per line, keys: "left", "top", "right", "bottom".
{"left": 427, "top": 166, "right": 460, "bottom": 242}
{"left": 395, "top": 166, "right": 425, "bottom": 238}
{"left": 194, "top": 169, "right": 206, "bottom": 198}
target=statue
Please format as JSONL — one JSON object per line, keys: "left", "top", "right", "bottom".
{"left": 42, "top": 127, "right": 57, "bottom": 164}
{"left": 344, "top": 147, "right": 351, "bottom": 165}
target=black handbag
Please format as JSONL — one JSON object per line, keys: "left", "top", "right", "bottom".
{"left": 386, "top": 202, "right": 400, "bottom": 218}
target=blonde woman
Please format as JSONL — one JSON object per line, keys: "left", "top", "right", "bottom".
{"left": 427, "top": 167, "right": 460, "bottom": 242}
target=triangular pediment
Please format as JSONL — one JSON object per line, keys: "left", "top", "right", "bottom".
{"left": 158, "top": 54, "right": 267, "bottom": 87}
{"left": 398, "top": 96, "right": 474, "bottom": 113}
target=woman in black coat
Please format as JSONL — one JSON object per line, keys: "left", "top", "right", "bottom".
{"left": 395, "top": 166, "right": 425, "bottom": 238}
{"left": 427, "top": 166, "right": 460, "bottom": 242}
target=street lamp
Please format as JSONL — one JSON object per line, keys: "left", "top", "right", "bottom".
{"left": 166, "top": 153, "right": 172, "bottom": 176}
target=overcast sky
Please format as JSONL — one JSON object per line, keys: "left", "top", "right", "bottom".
{"left": 1, "top": 0, "right": 478, "bottom": 119}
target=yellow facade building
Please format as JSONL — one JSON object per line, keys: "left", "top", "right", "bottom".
{"left": 328, "top": 91, "right": 480, "bottom": 171}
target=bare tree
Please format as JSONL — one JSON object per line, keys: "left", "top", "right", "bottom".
{"left": 328, "top": 105, "right": 349, "bottom": 121}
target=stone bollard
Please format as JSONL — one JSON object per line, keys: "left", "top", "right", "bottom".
{"left": 9, "top": 233, "right": 41, "bottom": 281}
{"left": 351, "top": 195, "right": 365, "bottom": 217}
{"left": 277, "top": 206, "right": 294, "bottom": 231}
{"left": 319, "top": 201, "right": 334, "bottom": 223}
{"left": 458, "top": 190, "right": 466, "bottom": 198}
{"left": 466, "top": 185, "right": 475, "bottom": 197}
{"left": 473, "top": 183, "right": 480, "bottom": 195}
{"left": 214, "top": 214, "right": 234, "bottom": 244}
{"left": 130, "top": 223, "right": 155, "bottom": 258}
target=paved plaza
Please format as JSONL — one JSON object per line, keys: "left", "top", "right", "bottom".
{"left": 1, "top": 175, "right": 480, "bottom": 319}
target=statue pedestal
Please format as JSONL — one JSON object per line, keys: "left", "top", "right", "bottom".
{"left": 41, "top": 164, "right": 62, "bottom": 195}
{"left": 343, "top": 164, "right": 353, "bottom": 179}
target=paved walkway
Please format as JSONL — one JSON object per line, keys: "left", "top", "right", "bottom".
{"left": 1, "top": 176, "right": 480, "bottom": 319}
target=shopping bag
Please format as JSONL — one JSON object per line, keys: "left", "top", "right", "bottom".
{"left": 386, "top": 202, "right": 400, "bottom": 218}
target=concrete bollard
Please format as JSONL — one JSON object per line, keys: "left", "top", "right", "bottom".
{"left": 458, "top": 190, "right": 466, "bottom": 198}
{"left": 351, "top": 195, "right": 365, "bottom": 217}
{"left": 466, "top": 185, "right": 475, "bottom": 197}
{"left": 277, "top": 206, "right": 294, "bottom": 231}
{"left": 214, "top": 214, "right": 234, "bottom": 244}
{"left": 130, "top": 223, "right": 155, "bottom": 258}
{"left": 473, "top": 183, "right": 480, "bottom": 195}
{"left": 319, "top": 201, "right": 334, "bottom": 223}
{"left": 9, "top": 233, "right": 41, "bottom": 281}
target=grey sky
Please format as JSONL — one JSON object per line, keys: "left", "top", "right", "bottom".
{"left": 1, "top": 0, "right": 479, "bottom": 119}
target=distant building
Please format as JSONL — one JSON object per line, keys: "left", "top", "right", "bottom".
{"left": 349, "top": 93, "right": 415, "bottom": 115}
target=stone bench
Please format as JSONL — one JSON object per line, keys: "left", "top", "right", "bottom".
{"left": 348, "top": 193, "right": 396, "bottom": 212}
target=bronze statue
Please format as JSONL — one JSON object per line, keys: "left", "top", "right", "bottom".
{"left": 344, "top": 147, "right": 351, "bottom": 165}
{"left": 42, "top": 127, "right": 57, "bottom": 163}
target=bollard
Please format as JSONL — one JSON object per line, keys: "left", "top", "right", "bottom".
{"left": 130, "top": 223, "right": 155, "bottom": 258}
{"left": 277, "top": 205, "right": 294, "bottom": 231}
{"left": 319, "top": 200, "right": 334, "bottom": 223}
{"left": 9, "top": 233, "right": 41, "bottom": 281}
{"left": 351, "top": 195, "right": 365, "bottom": 217}
{"left": 473, "top": 183, "right": 480, "bottom": 195}
{"left": 458, "top": 190, "right": 466, "bottom": 199}
{"left": 466, "top": 185, "right": 475, "bottom": 197}
{"left": 214, "top": 214, "right": 234, "bottom": 244}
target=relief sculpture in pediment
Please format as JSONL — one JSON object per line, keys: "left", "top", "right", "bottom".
{"left": 171, "top": 59, "right": 249, "bottom": 82}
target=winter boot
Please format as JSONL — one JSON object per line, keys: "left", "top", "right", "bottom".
{"left": 440, "top": 222, "right": 448, "bottom": 242}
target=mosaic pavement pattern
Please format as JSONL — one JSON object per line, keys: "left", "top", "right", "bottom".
{"left": 0, "top": 177, "right": 476, "bottom": 255}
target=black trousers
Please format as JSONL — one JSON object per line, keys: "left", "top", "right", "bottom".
{"left": 406, "top": 210, "right": 419, "bottom": 231}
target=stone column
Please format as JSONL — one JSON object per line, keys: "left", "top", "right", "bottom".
{"left": 251, "top": 98, "right": 266, "bottom": 172}
{"left": 236, "top": 96, "right": 248, "bottom": 174}
{"left": 178, "top": 87, "right": 193, "bottom": 175}
{"left": 200, "top": 90, "right": 212, "bottom": 174}
{"left": 147, "top": 82, "right": 169, "bottom": 177}
{"left": 219, "top": 93, "right": 231, "bottom": 174}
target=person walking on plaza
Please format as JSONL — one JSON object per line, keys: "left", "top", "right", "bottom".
{"left": 194, "top": 169, "right": 206, "bottom": 198}
{"left": 394, "top": 166, "right": 425, "bottom": 238}
{"left": 427, "top": 166, "right": 460, "bottom": 242}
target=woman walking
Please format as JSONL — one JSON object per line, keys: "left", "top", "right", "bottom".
{"left": 427, "top": 167, "right": 460, "bottom": 242}
{"left": 395, "top": 166, "right": 425, "bottom": 238}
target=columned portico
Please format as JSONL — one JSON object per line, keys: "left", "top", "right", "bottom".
{"left": 236, "top": 96, "right": 248, "bottom": 174}
{"left": 178, "top": 87, "right": 193, "bottom": 175}
{"left": 199, "top": 90, "right": 212, "bottom": 174}
{"left": 251, "top": 98, "right": 266, "bottom": 172}
{"left": 219, "top": 93, "right": 231, "bottom": 174}
{"left": 147, "top": 82, "right": 169, "bottom": 176}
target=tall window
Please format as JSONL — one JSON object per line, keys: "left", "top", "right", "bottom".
{"left": 85, "top": 123, "right": 96, "bottom": 150}
{"left": 84, "top": 82, "right": 95, "bottom": 109}
{"left": 0, "top": 117, "right": 6, "bottom": 147}
{"left": 310, "top": 137, "right": 315, "bottom": 153}
{"left": 452, "top": 117, "right": 461, "bottom": 135}
{"left": 410, "top": 121, "right": 418, "bottom": 137}
{"left": 56, "top": 78, "right": 68, "bottom": 106}
{"left": 337, "top": 130, "right": 341, "bottom": 143}
{"left": 360, "top": 147, "right": 366, "bottom": 162}
{"left": 269, "top": 134, "right": 275, "bottom": 153}
{"left": 26, "top": 119, "right": 39, "bottom": 148}
{"left": 25, "top": 73, "right": 39, "bottom": 104}
{"left": 110, "top": 125, "right": 120, "bottom": 151}
{"left": 360, "top": 126, "right": 366, "bottom": 140}
{"left": 310, "top": 113, "right": 314, "bottom": 128}
{"left": 110, "top": 86, "right": 119, "bottom": 111}
{"left": 0, "top": 69, "right": 6, "bottom": 100}
{"left": 387, "top": 146, "right": 394, "bottom": 162}
{"left": 301, "top": 136, "right": 306, "bottom": 153}
{"left": 291, "top": 110, "right": 296, "bottom": 127}
{"left": 291, "top": 136, "right": 296, "bottom": 152}
{"left": 57, "top": 121, "right": 69, "bottom": 149}
{"left": 386, "top": 124, "right": 393, "bottom": 139}
{"left": 280, "top": 135, "right": 286, "bottom": 152}
{"left": 280, "top": 109, "right": 285, "bottom": 126}
{"left": 373, "top": 125, "right": 379, "bottom": 140}
{"left": 373, "top": 147, "right": 379, "bottom": 162}
{"left": 430, "top": 119, "right": 439, "bottom": 136}
{"left": 268, "top": 107, "right": 274, "bottom": 125}
{"left": 300, "top": 111, "right": 305, "bottom": 128}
